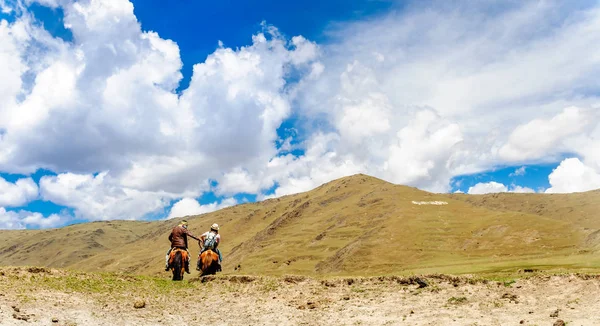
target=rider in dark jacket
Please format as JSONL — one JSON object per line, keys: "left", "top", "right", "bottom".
{"left": 165, "top": 220, "right": 200, "bottom": 273}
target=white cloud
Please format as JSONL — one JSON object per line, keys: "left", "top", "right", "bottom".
{"left": 467, "top": 182, "right": 508, "bottom": 195}
{"left": 467, "top": 182, "right": 536, "bottom": 194}
{"left": 546, "top": 158, "right": 600, "bottom": 193}
{"left": 0, "top": 1, "right": 12, "bottom": 13}
{"left": 1, "top": 0, "right": 600, "bottom": 227}
{"left": 217, "top": 168, "right": 272, "bottom": 196}
{"left": 282, "top": 1, "right": 600, "bottom": 192}
{"left": 385, "top": 110, "right": 463, "bottom": 191}
{"left": 511, "top": 185, "right": 535, "bottom": 194}
{"left": 0, "top": 0, "right": 319, "bottom": 225}
{"left": 0, "top": 207, "right": 66, "bottom": 229}
{"left": 509, "top": 167, "right": 527, "bottom": 177}
{"left": 0, "top": 177, "right": 38, "bottom": 207}
{"left": 39, "top": 172, "right": 172, "bottom": 221}
{"left": 499, "top": 107, "right": 596, "bottom": 162}
{"left": 167, "top": 197, "right": 237, "bottom": 219}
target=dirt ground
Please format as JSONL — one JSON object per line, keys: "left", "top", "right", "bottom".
{"left": 1, "top": 268, "right": 600, "bottom": 325}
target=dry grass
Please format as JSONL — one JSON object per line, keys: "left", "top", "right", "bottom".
{"left": 1, "top": 174, "right": 599, "bottom": 277}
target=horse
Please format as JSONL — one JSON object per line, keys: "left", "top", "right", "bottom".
{"left": 197, "top": 249, "right": 220, "bottom": 276}
{"left": 168, "top": 248, "right": 188, "bottom": 281}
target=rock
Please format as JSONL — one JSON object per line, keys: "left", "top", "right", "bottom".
{"left": 342, "top": 296, "right": 350, "bottom": 300}
{"left": 553, "top": 320, "right": 566, "bottom": 326}
{"left": 27, "top": 267, "right": 50, "bottom": 274}
{"left": 12, "top": 313, "right": 29, "bottom": 321}
{"left": 501, "top": 293, "right": 518, "bottom": 303}
{"left": 550, "top": 309, "right": 560, "bottom": 318}
{"left": 519, "top": 320, "right": 524, "bottom": 324}
{"left": 321, "top": 280, "right": 336, "bottom": 287}
{"left": 415, "top": 278, "right": 428, "bottom": 288}
{"left": 52, "top": 317, "right": 59, "bottom": 323}
{"left": 133, "top": 300, "right": 146, "bottom": 309}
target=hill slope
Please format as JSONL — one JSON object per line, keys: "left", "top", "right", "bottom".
{"left": 1, "top": 174, "right": 599, "bottom": 276}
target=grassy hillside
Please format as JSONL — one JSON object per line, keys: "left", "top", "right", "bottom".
{"left": 1, "top": 174, "right": 599, "bottom": 277}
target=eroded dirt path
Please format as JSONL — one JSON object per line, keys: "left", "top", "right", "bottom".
{"left": 1, "top": 268, "right": 600, "bottom": 325}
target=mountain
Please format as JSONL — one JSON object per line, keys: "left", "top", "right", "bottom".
{"left": 1, "top": 174, "right": 599, "bottom": 276}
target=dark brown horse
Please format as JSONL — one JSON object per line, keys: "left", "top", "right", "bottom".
{"left": 197, "top": 249, "right": 219, "bottom": 276}
{"left": 168, "top": 248, "right": 188, "bottom": 281}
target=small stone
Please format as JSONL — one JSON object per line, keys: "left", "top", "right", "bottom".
{"left": 550, "top": 309, "right": 560, "bottom": 318}
{"left": 52, "top": 317, "right": 59, "bottom": 323}
{"left": 12, "top": 313, "right": 29, "bottom": 321}
{"left": 11, "top": 305, "right": 19, "bottom": 312}
{"left": 133, "top": 300, "right": 146, "bottom": 309}
{"left": 519, "top": 320, "right": 524, "bottom": 324}
{"left": 415, "top": 278, "right": 428, "bottom": 288}
{"left": 342, "top": 296, "right": 350, "bottom": 300}
{"left": 553, "top": 320, "right": 566, "bottom": 326}
{"left": 410, "top": 310, "right": 414, "bottom": 314}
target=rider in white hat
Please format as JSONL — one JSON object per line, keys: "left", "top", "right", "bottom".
{"left": 199, "top": 223, "right": 222, "bottom": 271}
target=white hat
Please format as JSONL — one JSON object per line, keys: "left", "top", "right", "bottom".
{"left": 211, "top": 223, "right": 219, "bottom": 231}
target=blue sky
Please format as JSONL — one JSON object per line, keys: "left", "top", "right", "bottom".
{"left": 129, "top": 0, "right": 396, "bottom": 92}
{"left": 1, "top": 0, "right": 600, "bottom": 229}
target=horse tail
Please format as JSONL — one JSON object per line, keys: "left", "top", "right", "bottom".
{"left": 172, "top": 250, "right": 183, "bottom": 281}
{"left": 200, "top": 250, "right": 218, "bottom": 276}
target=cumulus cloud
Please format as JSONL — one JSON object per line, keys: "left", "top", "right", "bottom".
{"left": 0, "top": 176, "right": 38, "bottom": 207}
{"left": 0, "top": 0, "right": 319, "bottom": 226}
{"left": 167, "top": 197, "right": 237, "bottom": 219}
{"left": 467, "top": 182, "right": 535, "bottom": 194}
{"left": 545, "top": 158, "right": 600, "bottom": 193}
{"left": 499, "top": 107, "right": 596, "bottom": 162}
{"left": 39, "top": 172, "right": 172, "bottom": 221}
{"left": 467, "top": 182, "right": 508, "bottom": 195}
{"left": 511, "top": 185, "right": 536, "bottom": 194}
{"left": 0, "top": 207, "right": 66, "bottom": 229}
{"left": 1, "top": 0, "right": 600, "bottom": 228}
{"left": 257, "top": 0, "right": 600, "bottom": 195}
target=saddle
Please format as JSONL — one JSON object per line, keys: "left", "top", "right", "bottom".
{"left": 170, "top": 248, "right": 189, "bottom": 263}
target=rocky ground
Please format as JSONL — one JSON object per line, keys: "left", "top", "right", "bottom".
{"left": 1, "top": 267, "right": 599, "bottom": 325}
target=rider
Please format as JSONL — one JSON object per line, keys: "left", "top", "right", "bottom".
{"left": 199, "top": 223, "right": 222, "bottom": 272}
{"left": 165, "top": 220, "right": 200, "bottom": 273}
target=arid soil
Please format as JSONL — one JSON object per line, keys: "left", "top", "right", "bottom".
{"left": 1, "top": 268, "right": 600, "bottom": 325}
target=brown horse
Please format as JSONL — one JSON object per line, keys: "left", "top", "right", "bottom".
{"left": 197, "top": 249, "right": 220, "bottom": 276}
{"left": 168, "top": 248, "right": 188, "bottom": 281}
